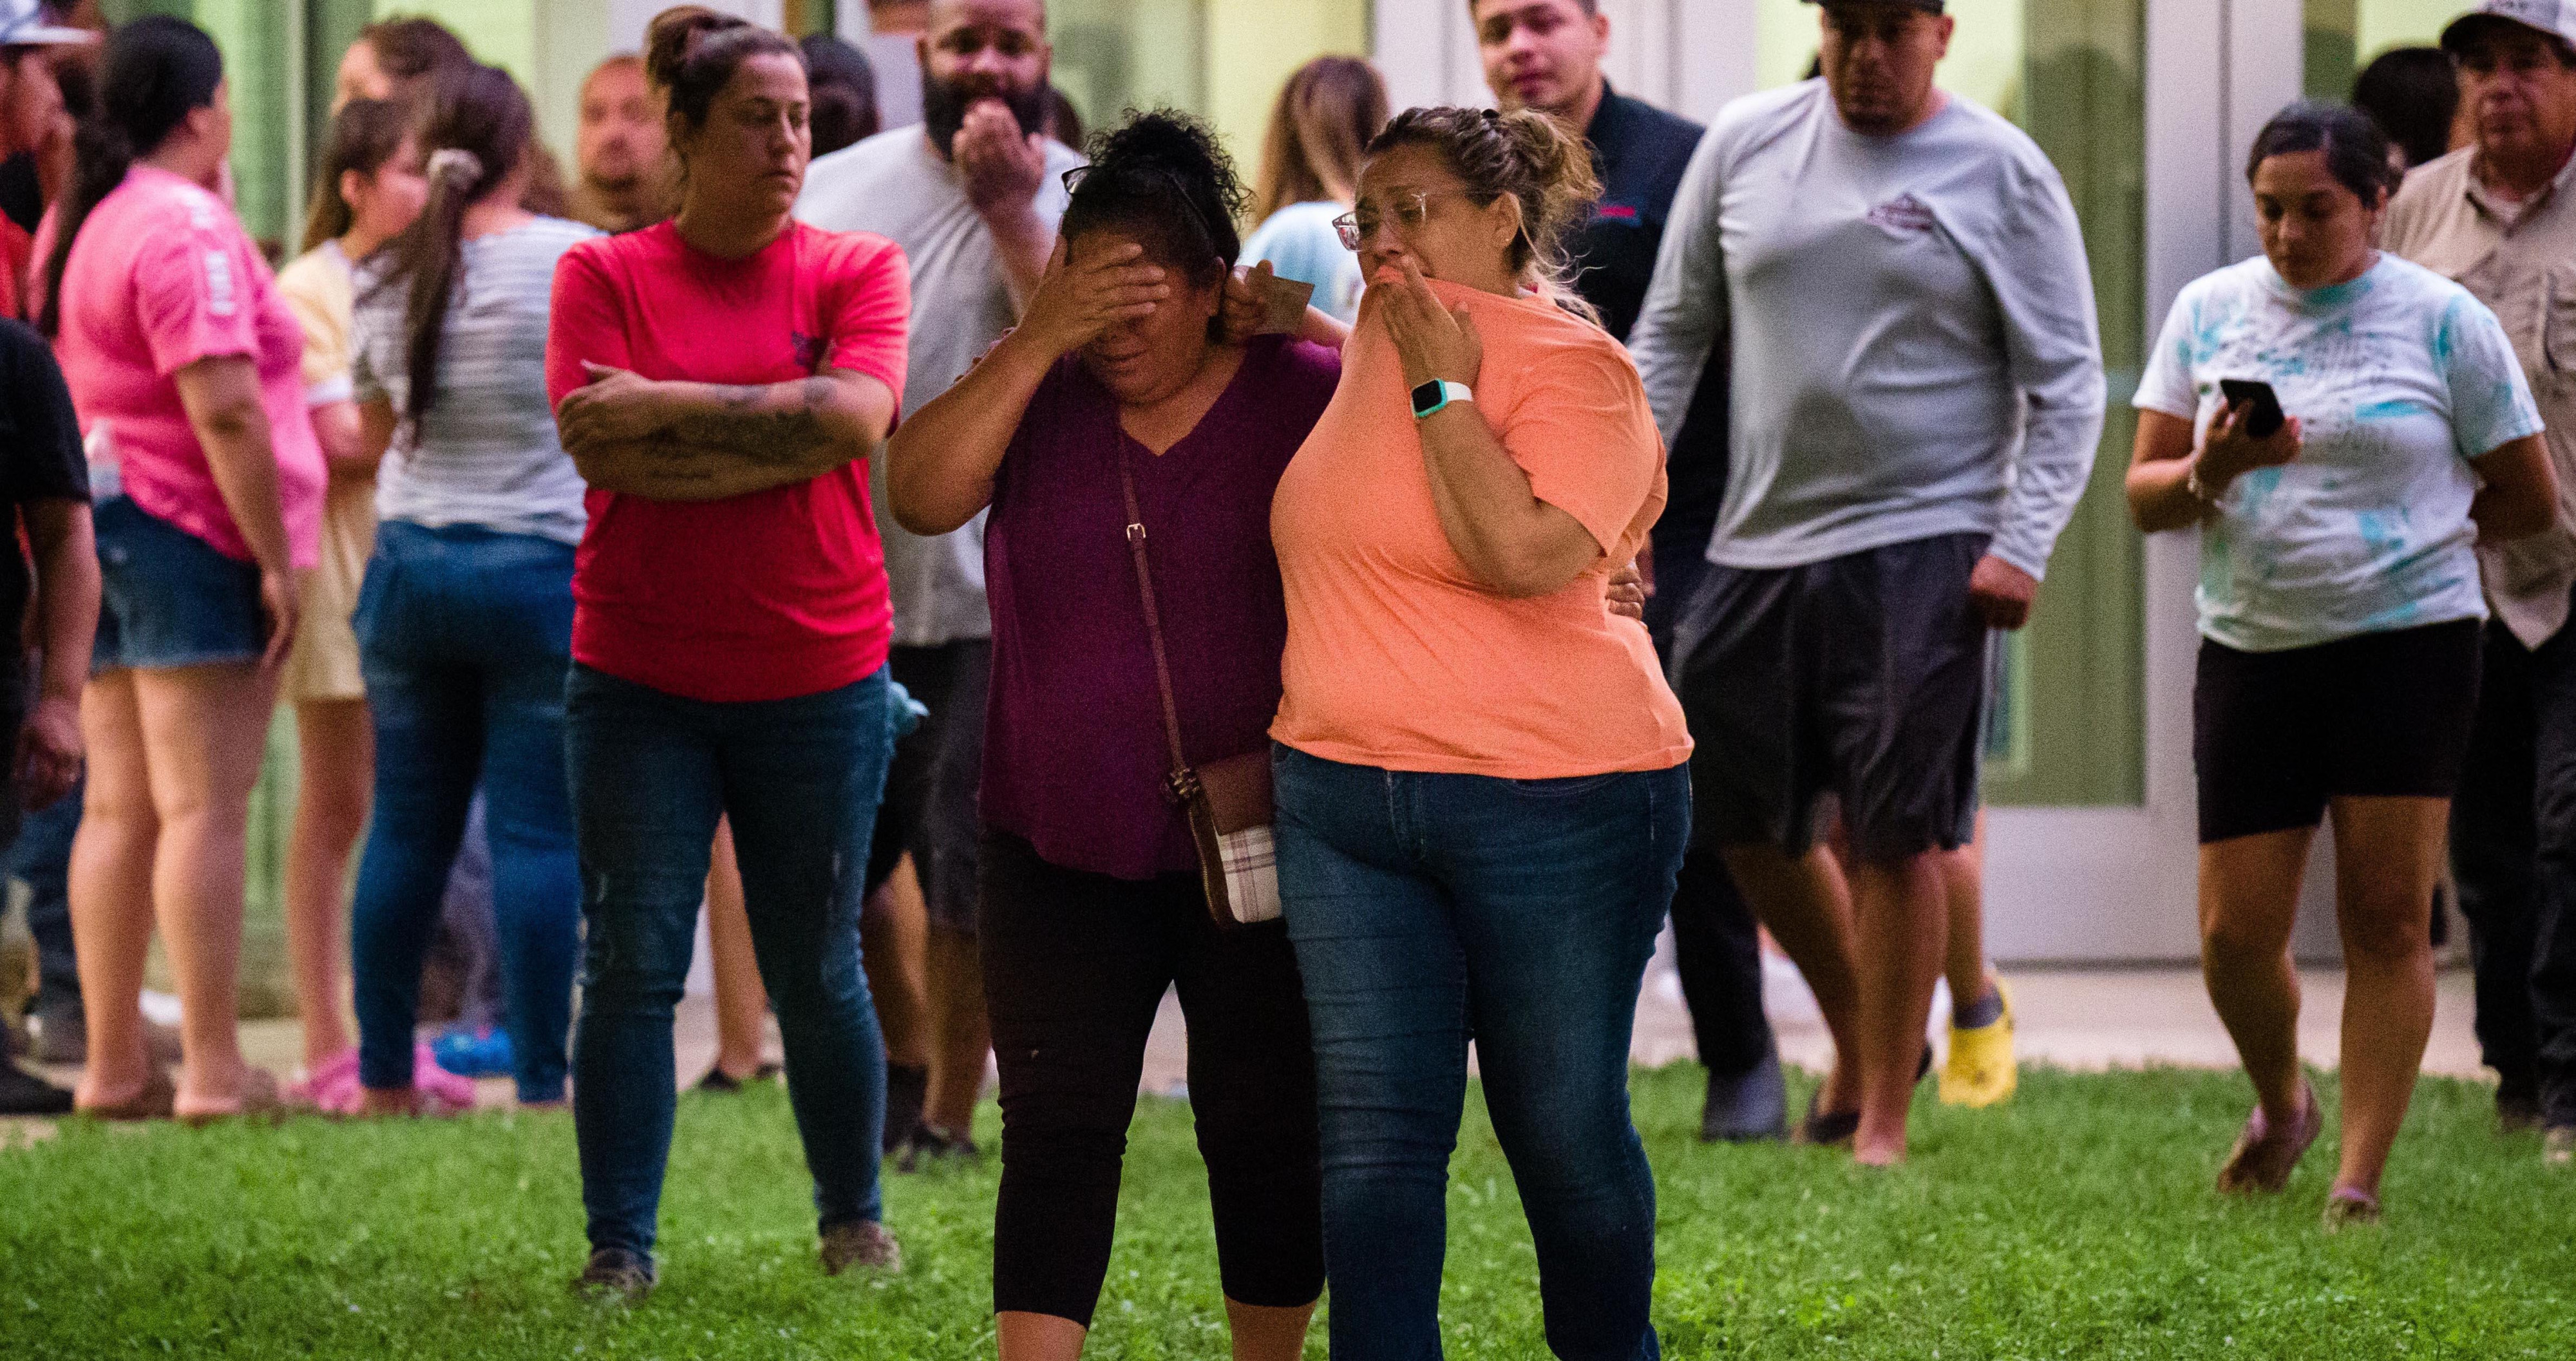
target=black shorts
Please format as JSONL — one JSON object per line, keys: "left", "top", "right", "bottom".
{"left": 2193, "top": 619, "right": 2483, "bottom": 844}
{"left": 1668, "top": 532, "right": 1991, "bottom": 861}
{"left": 864, "top": 640, "right": 990, "bottom": 932}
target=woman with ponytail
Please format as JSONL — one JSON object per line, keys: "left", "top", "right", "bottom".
{"left": 889, "top": 109, "right": 1349, "bottom": 1360}
{"left": 41, "top": 15, "right": 326, "bottom": 1122}
{"left": 269, "top": 97, "right": 430, "bottom": 1111}
{"left": 1265, "top": 105, "right": 1688, "bottom": 1356}
{"left": 340, "top": 61, "right": 596, "bottom": 1118}
{"left": 546, "top": 5, "right": 909, "bottom": 1300}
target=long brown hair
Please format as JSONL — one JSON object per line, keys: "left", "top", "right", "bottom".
{"left": 1367, "top": 105, "right": 1602, "bottom": 324}
{"left": 300, "top": 99, "right": 413, "bottom": 255}
{"left": 374, "top": 62, "right": 534, "bottom": 425}
{"left": 357, "top": 16, "right": 470, "bottom": 93}
{"left": 1254, "top": 57, "right": 1388, "bottom": 223}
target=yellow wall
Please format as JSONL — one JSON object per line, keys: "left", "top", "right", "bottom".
{"left": 1206, "top": 0, "right": 1372, "bottom": 184}
{"left": 2357, "top": 0, "right": 2463, "bottom": 60}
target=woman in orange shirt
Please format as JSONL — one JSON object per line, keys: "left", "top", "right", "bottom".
{"left": 1267, "top": 106, "right": 1691, "bottom": 1359}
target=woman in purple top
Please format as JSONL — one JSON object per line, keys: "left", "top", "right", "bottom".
{"left": 886, "top": 112, "right": 1346, "bottom": 1361}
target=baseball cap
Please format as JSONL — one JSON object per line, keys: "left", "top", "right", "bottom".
{"left": 0, "top": 0, "right": 92, "bottom": 49}
{"left": 2441, "top": 0, "right": 2576, "bottom": 55}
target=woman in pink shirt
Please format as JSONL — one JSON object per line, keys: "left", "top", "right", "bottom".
{"left": 37, "top": 16, "right": 325, "bottom": 1122}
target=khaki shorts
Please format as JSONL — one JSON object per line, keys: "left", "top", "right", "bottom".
{"left": 281, "top": 480, "right": 377, "bottom": 704}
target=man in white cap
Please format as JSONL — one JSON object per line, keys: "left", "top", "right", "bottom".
{"left": 1629, "top": 0, "right": 2104, "bottom": 1165}
{"left": 2383, "top": 0, "right": 2576, "bottom": 1169}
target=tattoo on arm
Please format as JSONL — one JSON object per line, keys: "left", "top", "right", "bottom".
{"left": 665, "top": 377, "right": 845, "bottom": 464}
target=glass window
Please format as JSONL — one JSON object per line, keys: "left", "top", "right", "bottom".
{"left": 1049, "top": 0, "right": 1370, "bottom": 177}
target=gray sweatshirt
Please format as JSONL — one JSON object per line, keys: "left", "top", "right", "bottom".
{"left": 1627, "top": 80, "right": 2105, "bottom": 579}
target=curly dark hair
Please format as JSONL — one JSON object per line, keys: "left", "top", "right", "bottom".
{"left": 1061, "top": 109, "right": 1246, "bottom": 292}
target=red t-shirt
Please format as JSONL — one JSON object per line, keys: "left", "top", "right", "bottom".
{"left": 545, "top": 220, "right": 909, "bottom": 702}
{"left": 1, "top": 215, "right": 30, "bottom": 321}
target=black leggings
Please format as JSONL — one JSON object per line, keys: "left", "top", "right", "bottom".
{"left": 979, "top": 830, "right": 1325, "bottom": 1326}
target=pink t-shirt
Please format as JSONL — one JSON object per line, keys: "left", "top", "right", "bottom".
{"left": 48, "top": 167, "right": 324, "bottom": 567}
{"left": 545, "top": 220, "right": 909, "bottom": 703}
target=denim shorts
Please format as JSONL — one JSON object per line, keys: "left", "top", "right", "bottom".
{"left": 92, "top": 494, "right": 266, "bottom": 673}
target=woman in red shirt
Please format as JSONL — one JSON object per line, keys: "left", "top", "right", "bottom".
{"left": 544, "top": 7, "right": 908, "bottom": 1300}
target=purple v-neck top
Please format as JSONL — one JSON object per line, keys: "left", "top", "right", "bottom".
{"left": 982, "top": 334, "right": 1341, "bottom": 880}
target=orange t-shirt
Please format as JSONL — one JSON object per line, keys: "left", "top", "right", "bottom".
{"left": 1269, "top": 279, "right": 1692, "bottom": 778}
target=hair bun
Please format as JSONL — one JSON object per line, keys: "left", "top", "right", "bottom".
{"left": 644, "top": 5, "right": 750, "bottom": 91}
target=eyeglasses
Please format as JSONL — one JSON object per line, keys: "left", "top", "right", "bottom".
{"left": 1332, "top": 191, "right": 1474, "bottom": 251}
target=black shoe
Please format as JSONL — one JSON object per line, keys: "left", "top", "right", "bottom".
{"left": 0, "top": 1060, "right": 73, "bottom": 1116}
{"left": 893, "top": 1122, "right": 982, "bottom": 1173}
{"left": 1700, "top": 1044, "right": 1788, "bottom": 1143}
{"left": 695, "top": 1061, "right": 781, "bottom": 1093}
{"left": 571, "top": 1248, "right": 656, "bottom": 1304}
{"left": 1791, "top": 1046, "right": 1930, "bottom": 1148}
{"left": 2500, "top": 1091, "right": 2544, "bottom": 1135}
{"left": 1795, "top": 1087, "right": 1859, "bottom": 1148}
{"left": 882, "top": 1064, "right": 928, "bottom": 1154}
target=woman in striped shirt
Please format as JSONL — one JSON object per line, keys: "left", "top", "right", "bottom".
{"left": 343, "top": 61, "right": 598, "bottom": 1116}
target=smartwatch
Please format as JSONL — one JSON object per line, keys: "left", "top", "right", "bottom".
{"left": 1411, "top": 379, "right": 1473, "bottom": 420}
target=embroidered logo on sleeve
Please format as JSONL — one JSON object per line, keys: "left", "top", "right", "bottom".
{"left": 202, "top": 249, "right": 236, "bottom": 317}
{"left": 1865, "top": 193, "right": 1938, "bottom": 235}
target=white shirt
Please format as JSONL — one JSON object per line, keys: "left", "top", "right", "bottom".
{"left": 2136, "top": 252, "right": 2542, "bottom": 652}
{"left": 796, "top": 126, "right": 1084, "bottom": 648}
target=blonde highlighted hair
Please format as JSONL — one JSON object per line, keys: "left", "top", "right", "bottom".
{"left": 1367, "top": 104, "right": 1603, "bottom": 326}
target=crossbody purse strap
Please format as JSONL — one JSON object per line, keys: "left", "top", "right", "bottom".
{"left": 1114, "top": 437, "right": 1200, "bottom": 806}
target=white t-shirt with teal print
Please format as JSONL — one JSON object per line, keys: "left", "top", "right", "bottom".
{"left": 2136, "top": 252, "right": 2543, "bottom": 653}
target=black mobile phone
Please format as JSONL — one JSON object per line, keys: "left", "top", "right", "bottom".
{"left": 2218, "top": 378, "right": 2285, "bottom": 439}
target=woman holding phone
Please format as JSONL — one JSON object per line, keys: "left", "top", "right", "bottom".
{"left": 2128, "top": 102, "right": 2559, "bottom": 1228}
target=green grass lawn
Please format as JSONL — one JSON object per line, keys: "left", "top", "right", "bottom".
{"left": 1, "top": 1064, "right": 2570, "bottom": 1358}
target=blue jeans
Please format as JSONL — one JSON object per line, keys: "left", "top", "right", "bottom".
{"left": 565, "top": 662, "right": 896, "bottom": 1260}
{"left": 14, "top": 770, "right": 82, "bottom": 1018}
{"left": 349, "top": 521, "right": 582, "bottom": 1102}
{"left": 1273, "top": 745, "right": 1687, "bottom": 1361}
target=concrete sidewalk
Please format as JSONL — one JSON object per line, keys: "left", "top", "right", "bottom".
{"left": 12, "top": 964, "right": 2494, "bottom": 1122}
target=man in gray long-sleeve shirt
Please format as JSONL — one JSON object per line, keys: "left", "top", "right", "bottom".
{"left": 1628, "top": 0, "right": 2104, "bottom": 1165}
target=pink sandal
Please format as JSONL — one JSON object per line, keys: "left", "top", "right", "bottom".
{"left": 2218, "top": 1078, "right": 2321, "bottom": 1195}
{"left": 292, "top": 1044, "right": 478, "bottom": 1117}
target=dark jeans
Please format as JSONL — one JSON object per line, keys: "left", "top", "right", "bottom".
{"left": 2452, "top": 610, "right": 2576, "bottom": 1125}
{"left": 14, "top": 768, "right": 80, "bottom": 1018}
{"left": 979, "top": 829, "right": 1323, "bottom": 1326}
{"left": 1274, "top": 745, "right": 1687, "bottom": 1361}
{"left": 349, "top": 522, "right": 582, "bottom": 1102}
{"left": 1646, "top": 521, "right": 1772, "bottom": 1080}
{"left": 566, "top": 662, "right": 896, "bottom": 1260}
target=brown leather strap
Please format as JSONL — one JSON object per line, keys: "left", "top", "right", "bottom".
{"left": 1115, "top": 438, "right": 1198, "bottom": 805}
